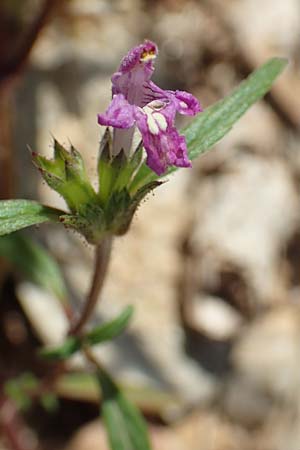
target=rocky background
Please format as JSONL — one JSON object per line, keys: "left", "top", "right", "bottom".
{"left": 1, "top": 0, "right": 300, "bottom": 449}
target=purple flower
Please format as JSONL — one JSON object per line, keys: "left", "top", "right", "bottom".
{"left": 98, "top": 40, "right": 201, "bottom": 176}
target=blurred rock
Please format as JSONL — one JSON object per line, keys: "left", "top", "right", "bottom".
{"left": 64, "top": 421, "right": 107, "bottom": 450}
{"left": 222, "top": 374, "right": 273, "bottom": 428}
{"left": 16, "top": 282, "right": 68, "bottom": 345}
{"left": 187, "top": 153, "right": 300, "bottom": 311}
{"left": 188, "top": 294, "right": 243, "bottom": 340}
{"left": 212, "top": 0, "right": 300, "bottom": 127}
{"left": 65, "top": 411, "right": 253, "bottom": 450}
{"left": 174, "top": 411, "right": 252, "bottom": 450}
{"left": 233, "top": 306, "right": 300, "bottom": 402}
{"left": 258, "top": 409, "right": 300, "bottom": 450}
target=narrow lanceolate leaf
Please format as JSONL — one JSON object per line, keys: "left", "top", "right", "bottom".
{"left": 130, "top": 57, "right": 288, "bottom": 191}
{"left": 86, "top": 306, "right": 134, "bottom": 346}
{"left": 54, "top": 372, "right": 180, "bottom": 416}
{"left": 0, "top": 200, "right": 64, "bottom": 236}
{"left": 38, "top": 336, "right": 81, "bottom": 361}
{"left": 39, "top": 306, "right": 133, "bottom": 361}
{"left": 0, "top": 233, "right": 68, "bottom": 302}
{"left": 183, "top": 57, "right": 288, "bottom": 161}
{"left": 98, "top": 369, "right": 151, "bottom": 450}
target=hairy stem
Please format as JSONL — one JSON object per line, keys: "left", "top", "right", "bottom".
{"left": 69, "top": 238, "right": 113, "bottom": 335}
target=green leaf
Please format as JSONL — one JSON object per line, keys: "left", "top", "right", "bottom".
{"left": 40, "top": 392, "right": 59, "bottom": 412}
{"left": 86, "top": 306, "right": 134, "bottom": 346}
{"left": 4, "top": 373, "right": 38, "bottom": 411}
{"left": 54, "top": 372, "right": 99, "bottom": 402}
{"left": 38, "top": 336, "right": 81, "bottom": 361}
{"left": 184, "top": 57, "right": 287, "bottom": 160}
{"left": 54, "top": 372, "right": 180, "bottom": 415}
{"left": 0, "top": 233, "right": 68, "bottom": 302}
{"left": 98, "top": 369, "right": 151, "bottom": 450}
{"left": 4, "top": 372, "right": 59, "bottom": 412}
{"left": 38, "top": 306, "right": 133, "bottom": 361}
{"left": 130, "top": 57, "right": 288, "bottom": 191}
{"left": 0, "top": 200, "right": 64, "bottom": 236}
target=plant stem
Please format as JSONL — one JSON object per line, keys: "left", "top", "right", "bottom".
{"left": 32, "top": 238, "right": 112, "bottom": 400}
{"left": 83, "top": 345, "right": 103, "bottom": 371}
{"left": 69, "top": 237, "right": 113, "bottom": 336}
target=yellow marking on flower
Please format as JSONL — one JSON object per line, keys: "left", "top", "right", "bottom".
{"left": 140, "top": 48, "right": 157, "bottom": 62}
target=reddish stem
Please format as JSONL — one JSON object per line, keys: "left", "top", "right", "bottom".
{"left": 69, "top": 238, "right": 113, "bottom": 336}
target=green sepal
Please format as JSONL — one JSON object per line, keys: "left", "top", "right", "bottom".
{"left": 59, "top": 203, "right": 105, "bottom": 244}
{"left": 65, "top": 144, "right": 90, "bottom": 183}
{"left": 53, "top": 139, "right": 89, "bottom": 182}
{"left": 120, "top": 180, "right": 162, "bottom": 234}
{"left": 59, "top": 177, "right": 162, "bottom": 242}
{"left": 99, "top": 149, "right": 129, "bottom": 206}
{"left": 113, "top": 144, "right": 144, "bottom": 193}
{"left": 104, "top": 188, "right": 132, "bottom": 234}
{"left": 104, "top": 180, "right": 161, "bottom": 236}
{"left": 32, "top": 153, "right": 64, "bottom": 180}
{"left": 37, "top": 169, "right": 65, "bottom": 193}
{"left": 98, "top": 130, "right": 144, "bottom": 205}
{"left": 98, "top": 128, "right": 116, "bottom": 204}
{"left": 53, "top": 139, "right": 71, "bottom": 168}
{"left": 28, "top": 134, "right": 161, "bottom": 242}
{"left": 131, "top": 180, "right": 162, "bottom": 208}
{"left": 32, "top": 140, "right": 97, "bottom": 214}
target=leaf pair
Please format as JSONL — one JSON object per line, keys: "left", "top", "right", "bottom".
{"left": 39, "top": 306, "right": 134, "bottom": 360}
{"left": 39, "top": 305, "right": 150, "bottom": 450}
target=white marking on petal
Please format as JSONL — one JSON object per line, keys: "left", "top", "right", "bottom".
{"left": 180, "top": 101, "right": 188, "bottom": 109}
{"left": 143, "top": 106, "right": 152, "bottom": 115}
{"left": 153, "top": 112, "right": 168, "bottom": 131}
{"left": 146, "top": 113, "right": 159, "bottom": 135}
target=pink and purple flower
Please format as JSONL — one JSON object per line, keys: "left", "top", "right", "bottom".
{"left": 98, "top": 40, "right": 201, "bottom": 176}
